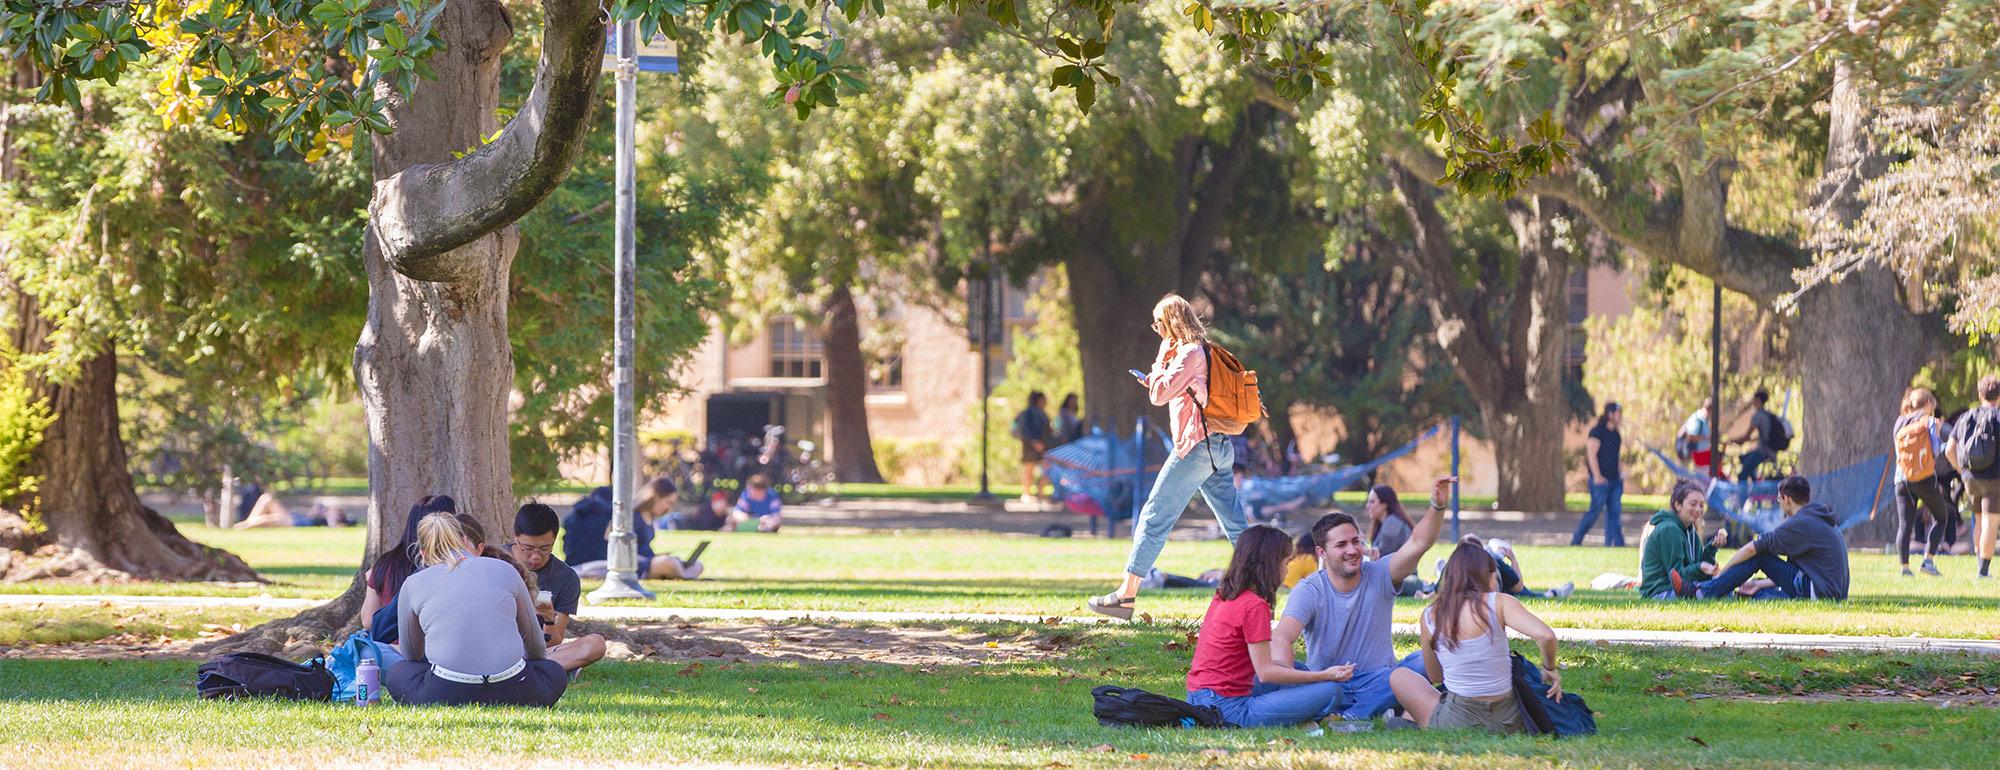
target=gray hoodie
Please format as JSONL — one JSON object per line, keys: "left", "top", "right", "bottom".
{"left": 1753, "top": 502, "right": 1849, "bottom": 600}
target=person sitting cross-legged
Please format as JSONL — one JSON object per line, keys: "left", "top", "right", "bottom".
{"left": 385, "top": 512, "right": 568, "bottom": 707}
{"left": 1682, "top": 475, "right": 1850, "bottom": 600}
{"left": 1270, "top": 476, "right": 1456, "bottom": 727}
{"left": 1389, "top": 539, "right": 1563, "bottom": 734}
{"left": 1185, "top": 525, "right": 1352, "bottom": 728}
{"left": 1639, "top": 479, "right": 1727, "bottom": 600}
{"left": 510, "top": 503, "right": 607, "bottom": 673}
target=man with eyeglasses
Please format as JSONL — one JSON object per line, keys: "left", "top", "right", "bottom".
{"left": 512, "top": 502, "right": 606, "bottom": 673}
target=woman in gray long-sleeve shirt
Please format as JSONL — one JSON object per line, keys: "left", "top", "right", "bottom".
{"left": 384, "top": 512, "right": 568, "bottom": 707}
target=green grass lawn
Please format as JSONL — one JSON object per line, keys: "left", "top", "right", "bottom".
{"left": 5, "top": 525, "right": 1997, "bottom": 639}
{"left": 3, "top": 613, "right": 1996, "bottom": 769}
{"left": 829, "top": 482, "right": 1669, "bottom": 512}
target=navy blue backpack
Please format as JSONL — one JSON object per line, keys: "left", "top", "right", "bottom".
{"left": 1510, "top": 653, "right": 1597, "bottom": 737}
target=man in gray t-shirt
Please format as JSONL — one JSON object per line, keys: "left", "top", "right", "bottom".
{"left": 1275, "top": 477, "right": 1453, "bottom": 721}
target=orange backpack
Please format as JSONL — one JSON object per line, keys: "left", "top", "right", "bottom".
{"left": 1894, "top": 414, "right": 1937, "bottom": 482}
{"left": 1201, "top": 344, "right": 1265, "bottom": 434}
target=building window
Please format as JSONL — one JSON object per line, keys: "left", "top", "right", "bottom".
{"left": 867, "top": 351, "right": 904, "bottom": 393}
{"left": 1566, "top": 270, "right": 1590, "bottom": 369}
{"left": 768, "top": 318, "right": 824, "bottom": 379}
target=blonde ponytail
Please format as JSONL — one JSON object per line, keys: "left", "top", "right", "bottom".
{"left": 415, "top": 512, "right": 470, "bottom": 569}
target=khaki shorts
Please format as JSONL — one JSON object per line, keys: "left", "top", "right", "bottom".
{"left": 1431, "top": 692, "right": 1528, "bottom": 734}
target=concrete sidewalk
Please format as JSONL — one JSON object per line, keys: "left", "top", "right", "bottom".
{"left": 8, "top": 593, "right": 1997, "bottom": 656}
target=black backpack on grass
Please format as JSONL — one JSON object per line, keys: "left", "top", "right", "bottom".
{"left": 196, "top": 652, "right": 335, "bottom": 701}
{"left": 1510, "top": 653, "right": 1596, "bottom": 737}
{"left": 1091, "top": 685, "right": 1225, "bottom": 728}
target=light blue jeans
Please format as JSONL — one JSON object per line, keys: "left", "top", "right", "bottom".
{"left": 1334, "top": 651, "right": 1428, "bottom": 720}
{"left": 1124, "top": 434, "right": 1244, "bottom": 577}
{"left": 1188, "top": 680, "right": 1345, "bottom": 728}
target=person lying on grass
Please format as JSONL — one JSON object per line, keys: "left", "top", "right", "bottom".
{"left": 1269, "top": 476, "right": 1456, "bottom": 728}
{"left": 1639, "top": 479, "right": 1727, "bottom": 600}
{"left": 1678, "top": 475, "right": 1850, "bottom": 601}
{"left": 1184, "top": 525, "right": 1352, "bottom": 728}
{"left": 387, "top": 512, "right": 568, "bottom": 707}
{"left": 1389, "top": 539, "right": 1561, "bottom": 734}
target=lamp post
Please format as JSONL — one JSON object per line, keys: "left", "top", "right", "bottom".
{"left": 590, "top": 19, "right": 660, "bottom": 603}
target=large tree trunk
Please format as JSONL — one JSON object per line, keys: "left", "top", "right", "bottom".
{"left": 1065, "top": 242, "right": 1183, "bottom": 432}
{"left": 1798, "top": 61, "right": 1940, "bottom": 544}
{"left": 0, "top": 59, "right": 255, "bottom": 583}
{"left": 214, "top": 2, "right": 607, "bottom": 653}
{"left": 1386, "top": 165, "right": 1570, "bottom": 511}
{"left": 821, "top": 284, "right": 884, "bottom": 482}
{"left": 3, "top": 296, "right": 257, "bottom": 582}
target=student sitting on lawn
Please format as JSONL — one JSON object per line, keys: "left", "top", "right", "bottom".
{"left": 1271, "top": 476, "right": 1455, "bottom": 726}
{"left": 1282, "top": 531, "right": 1318, "bottom": 590}
{"left": 1185, "top": 525, "right": 1352, "bottom": 728}
{"left": 566, "top": 479, "right": 706, "bottom": 581}
{"left": 1481, "top": 538, "right": 1574, "bottom": 600}
{"left": 729, "top": 474, "right": 784, "bottom": 532}
{"left": 510, "top": 503, "right": 607, "bottom": 673}
{"left": 1682, "top": 476, "right": 1850, "bottom": 600}
{"left": 362, "top": 495, "right": 457, "bottom": 641}
{"left": 386, "top": 512, "right": 568, "bottom": 707}
{"left": 1640, "top": 480, "right": 1727, "bottom": 600}
{"left": 1389, "top": 539, "right": 1563, "bottom": 734}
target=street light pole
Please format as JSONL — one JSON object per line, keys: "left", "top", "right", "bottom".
{"left": 590, "top": 19, "right": 654, "bottom": 603}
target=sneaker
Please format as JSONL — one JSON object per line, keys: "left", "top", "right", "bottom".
{"left": 1550, "top": 581, "right": 1575, "bottom": 599}
{"left": 1138, "top": 569, "right": 1166, "bottom": 590}
{"left": 1086, "top": 592, "right": 1135, "bottom": 621}
{"left": 1901, "top": 567, "right": 1915, "bottom": 578}
{"left": 1669, "top": 568, "right": 1695, "bottom": 598}
{"left": 1321, "top": 717, "right": 1375, "bottom": 733}
{"left": 1921, "top": 559, "right": 1941, "bottom": 577}
{"left": 1383, "top": 715, "right": 1419, "bottom": 731}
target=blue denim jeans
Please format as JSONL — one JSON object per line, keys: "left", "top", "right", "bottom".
{"left": 1124, "top": 434, "right": 1243, "bottom": 577}
{"left": 1696, "top": 551, "right": 1816, "bottom": 599}
{"left": 1334, "top": 650, "right": 1427, "bottom": 720}
{"left": 1571, "top": 478, "right": 1625, "bottom": 547}
{"left": 1740, "top": 449, "right": 1774, "bottom": 483}
{"left": 1188, "top": 680, "right": 1345, "bottom": 728}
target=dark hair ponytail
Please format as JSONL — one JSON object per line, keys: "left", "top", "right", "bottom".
{"left": 1217, "top": 525, "right": 1293, "bottom": 607}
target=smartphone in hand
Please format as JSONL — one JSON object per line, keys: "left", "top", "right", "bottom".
{"left": 1128, "top": 368, "right": 1147, "bottom": 382}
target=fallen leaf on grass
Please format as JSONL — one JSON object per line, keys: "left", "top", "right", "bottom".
{"left": 1129, "top": 754, "right": 1150, "bottom": 760}
{"left": 1266, "top": 738, "right": 1296, "bottom": 747}
{"left": 1199, "top": 748, "right": 1230, "bottom": 759}
{"left": 872, "top": 712, "right": 892, "bottom": 721}
{"left": 675, "top": 664, "right": 703, "bottom": 677}
{"left": 1089, "top": 744, "right": 1115, "bottom": 753}
{"left": 985, "top": 641, "right": 1000, "bottom": 648}
{"left": 1687, "top": 736, "right": 1708, "bottom": 747}
{"left": 746, "top": 687, "right": 759, "bottom": 694}
{"left": 1139, "top": 612, "right": 1155, "bottom": 624}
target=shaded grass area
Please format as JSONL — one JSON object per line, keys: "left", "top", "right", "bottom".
{"left": 5, "top": 527, "right": 1997, "bottom": 638}
{"left": 2, "top": 618, "right": 1996, "bottom": 769}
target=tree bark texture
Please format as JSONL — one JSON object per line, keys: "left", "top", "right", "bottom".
{"left": 821, "top": 284, "right": 885, "bottom": 482}
{"left": 356, "top": 1, "right": 605, "bottom": 560}
{"left": 0, "top": 60, "right": 256, "bottom": 582}
{"left": 1387, "top": 164, "right": 1571, "bottom": 511}
{"left": 1797, "top": 61, "right": 1940, "bottom": 543}
{"left": 1061, "top": 106, "right": 1269, "bottom": 431}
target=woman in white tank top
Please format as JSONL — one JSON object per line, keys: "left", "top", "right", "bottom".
{"left": 1389, "top": 539, "right": 1563, "bottom": 733}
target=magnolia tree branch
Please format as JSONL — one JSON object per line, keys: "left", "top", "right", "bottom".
{"left": 367, "top": 0, "right": 607, "bottom": 283}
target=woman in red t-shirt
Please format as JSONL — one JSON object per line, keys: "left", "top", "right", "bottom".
{"left": 1186, "top": 525, "right": 1353, "bottom": 727}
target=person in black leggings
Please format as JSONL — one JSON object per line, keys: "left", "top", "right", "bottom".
{"left": 1893, "top": 388, "right": 1951, "bottom": 577}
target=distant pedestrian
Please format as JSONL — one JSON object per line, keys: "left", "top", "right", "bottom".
{"left": 1729, "top": 390, "right": 1790, "bottom": 482}
{"left": 1057, "top": 393, "right": 1085, "bottom": 445}
{"left": 1572, "top": 403, "right": 1626, "bottom": 547}
{"left": 1948, "top": 375, "right": 2000, "bottom": 578}
{"left": 1891, "top": 388, "right": 1951, "bottom": 577}
{"left": 1677, "top": 404, "right": 1713, "bottom": 477}
{"left": 1012, "top": 391, "right": 1052, "bottom": 503}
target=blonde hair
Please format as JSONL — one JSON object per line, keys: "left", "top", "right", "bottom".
{"left": 1904, "top": 387, "right": 1937, "bottom": 415}
{"left": 1152, "top": 293, "right": 1206, "bottom": 345}
{"left": 415, "top": 512, "right": 471, "bottom": 569}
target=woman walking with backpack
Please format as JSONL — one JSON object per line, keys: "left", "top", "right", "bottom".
{"left": 1893, "top": 388, "right": 1952, "bottom": 577}
{"left": 1389, "top": 539, "right": 1563, "bottom": 734}
{"left": 1088, "top": 294, "right": 1249, "bottom": 620}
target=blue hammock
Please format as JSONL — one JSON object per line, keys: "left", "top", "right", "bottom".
{"left": 1043, "top": 419, "right": 1174, "bottom": 523}
{"left": 1644, "top": 444, "right": 1892, "bottom": 534}
{"left": 1236, "top": 424, "right": 1445, "bottom": 517}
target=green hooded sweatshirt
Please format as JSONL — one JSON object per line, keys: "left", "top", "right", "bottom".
{"left": 1639, "top": 508, "right": 1716, "bottom": 598}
